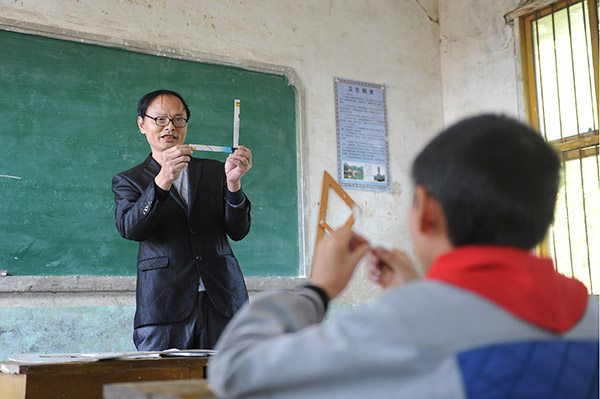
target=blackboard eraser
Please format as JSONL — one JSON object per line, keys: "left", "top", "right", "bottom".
{"left": 0, "top": 270, "right": 7, "bottom": 276}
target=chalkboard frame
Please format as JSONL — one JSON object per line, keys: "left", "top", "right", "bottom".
{"left": 0, "top": 18, "right": 310, "bottom": 283}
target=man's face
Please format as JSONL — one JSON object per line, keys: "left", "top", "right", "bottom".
{"left": 138, "top": 94, "right": 188, "bottom": 156}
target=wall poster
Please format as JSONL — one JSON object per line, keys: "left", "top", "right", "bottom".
{"left": 334, "top": 77, "right": 391, "bottom": 191}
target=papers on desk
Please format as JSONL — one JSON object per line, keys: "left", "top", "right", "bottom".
{"left": 160, "top": 349, "right": 216, "bottom": 357}
{"left": 8, "top": 349, "right": 216, "bottom": 364}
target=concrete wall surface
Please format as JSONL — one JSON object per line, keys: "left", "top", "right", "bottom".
{"left": 439, "top": 0, "right": 525, "bottom": 124}
{"left": 0, "top": 0, "right": 533, "bottom": 359}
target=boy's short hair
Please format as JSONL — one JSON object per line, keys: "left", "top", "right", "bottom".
{"left": 411, "top": 114, "right": 561, "bottom": 249}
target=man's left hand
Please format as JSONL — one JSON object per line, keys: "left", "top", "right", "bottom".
{"left": 225, "top": 145, "right": 252, "bottom": 192}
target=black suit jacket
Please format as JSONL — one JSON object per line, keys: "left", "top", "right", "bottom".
{"left": 112, "top": 154, "right": 251, "bottom": 328}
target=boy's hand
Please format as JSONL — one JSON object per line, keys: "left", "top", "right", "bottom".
{"left": 311, "top": 227, "right": 369, "bottom": 299}
{"left": 367, "top": 247, "right": 420, "bottom": 290}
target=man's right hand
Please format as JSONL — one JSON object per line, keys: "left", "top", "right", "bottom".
{"left": 154, "top": 145, "right": 193, "bottom": 191}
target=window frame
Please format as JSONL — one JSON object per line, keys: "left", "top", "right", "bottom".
{"left": 518, "top": 0, "right": 599, "bottom": 277}
{"left": 520, "top": 0, "right": 599, "bottom": 141}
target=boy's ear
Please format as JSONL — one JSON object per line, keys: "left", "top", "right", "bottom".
{"left": 414, "top": 185, "right": 447, "bottom": 235}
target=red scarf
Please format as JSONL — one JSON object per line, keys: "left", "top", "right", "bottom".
{"left": 426, "top": 246, "right": 589, "bottom": 333}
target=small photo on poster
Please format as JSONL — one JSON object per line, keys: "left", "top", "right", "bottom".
{"left": 343, "top": 162, "right": 386, "bottom": 183}
{"left": 343, "top": 162, "right": 364, "bottom": 180}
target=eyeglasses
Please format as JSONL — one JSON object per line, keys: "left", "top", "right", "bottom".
{"left": 144, "top": 114, "right": 189, "bottom": 128}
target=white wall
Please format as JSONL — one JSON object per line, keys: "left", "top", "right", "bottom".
{"left": 0, "top": 0, "right": 443, "bottom": 303}
{"left": 0, "top": 0, "right": 559, "bottom": 361}
{"left": 439, "top": 0, "right": 524, "bottom": 125}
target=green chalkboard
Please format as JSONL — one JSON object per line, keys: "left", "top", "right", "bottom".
{"left": 0, "top": 30, "right": 299, "bottom": 277}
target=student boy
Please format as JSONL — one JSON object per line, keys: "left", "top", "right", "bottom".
{"left": 208, "top": 114, "right": 598, "bottom": 399}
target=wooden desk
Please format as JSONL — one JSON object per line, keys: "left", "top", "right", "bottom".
{"left": 104, "top": 378, "right": 218, "bottom": 399}
{"left": 0, "top": 356, "right": 209, "bottom": 399}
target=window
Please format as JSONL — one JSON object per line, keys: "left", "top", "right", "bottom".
{"left": 521, "top": 0, "right": 599, "bottom": 294}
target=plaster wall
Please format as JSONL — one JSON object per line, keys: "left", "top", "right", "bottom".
{"left": 0, "top": 0, "right": 442, "bottom": 358}
{"left": 0, "top": 0, "right": 443, "bottom": 303}
{"left": 439, "top": 0, "right": 525, "bottom": 126}
{"left": 0, "top": 0, "right": 544, "bottom": 360}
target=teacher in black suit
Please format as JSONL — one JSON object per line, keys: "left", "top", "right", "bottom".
{"left": 112, "top": 89, "right": 252, "bottom": 350}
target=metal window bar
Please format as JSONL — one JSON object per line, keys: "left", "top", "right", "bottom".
{"left": 551, "top": 224, "right": 559, "bottom": 271}
{"left": 551, "top": 4, "right": 565, "bottom": 140}
{"left": 578, "top": 149, "right": 593, "bottom": 291}
{"left": 559, "top": 152, "right": 575, "bottom": 277}
{"left": 597, "top": 146, "right": 600, "bottom": 187}
{"left": 581, "top": 1, "right": 598, "bottom": 132}
{"left": 534, "top": 15, "right": 550, "bottom": 141}
{"left": 567, "top": 2, "right": 582, "bottom": 135}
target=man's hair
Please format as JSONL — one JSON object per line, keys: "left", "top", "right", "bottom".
{"left": 137, "top": 89, "right": 191, "bottom": 119}
{"left": 411, "top": 114, "right": 561, "bottom": 249}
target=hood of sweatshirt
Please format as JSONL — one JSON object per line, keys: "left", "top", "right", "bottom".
{"left": 426, "top": 246, "right": 589, "bottom": 333}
